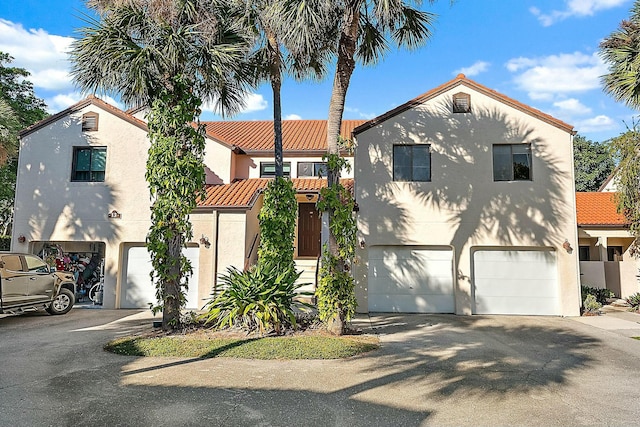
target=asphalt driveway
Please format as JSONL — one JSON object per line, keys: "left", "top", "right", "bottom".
{"left": 1, "top": 308, "right": 640, "bottom": 426}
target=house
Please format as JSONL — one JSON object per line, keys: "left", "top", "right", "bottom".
{"left": 352, "top": 74, "right": 581, "bottom": 316}
{"left": 13, "top": 74, "right": 584, "bottom": 316}
{"left": 12, "top": 95, "right": 363, "bottom": 309}
{"left": 576, "top": 191, "right": 640, "bottom": 298}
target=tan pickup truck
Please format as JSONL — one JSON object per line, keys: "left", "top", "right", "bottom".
{"left": 0, "top": 253, "right": 76, "bottom": 315}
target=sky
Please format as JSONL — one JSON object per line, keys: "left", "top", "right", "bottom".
{"left": 0, "top": 0, "right": 639, "bottom": 142}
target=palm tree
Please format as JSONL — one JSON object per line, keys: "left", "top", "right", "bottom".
{"left": 71, "top": 0, "right": 251, "bottom": 329}
{"left": 318, "top": 0, "right": 438, "bottom": 334}
{"left": 600, "top": 0, "right": 640, "bottom": 109}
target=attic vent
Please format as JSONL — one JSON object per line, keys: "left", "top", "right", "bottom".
{"left": 452, "top": 92, "right": 471, "bottom": 113}
{"left": 82, "top": 112, "right": 99, "bottom": 131}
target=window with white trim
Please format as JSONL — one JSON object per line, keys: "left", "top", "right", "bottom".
{"left": 492, "top": 144, "right": 532, "bottom": 181}
{"left": 260, "top": 162, "right": 291, "bottom": 177}
{"left": 72, "top": 147, "right": 106, "bottom": 182}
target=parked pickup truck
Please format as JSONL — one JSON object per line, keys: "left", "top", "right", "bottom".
{"left": 0, "top": 252, "right": 76, "bottom": 315}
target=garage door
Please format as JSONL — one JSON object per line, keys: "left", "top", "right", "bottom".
{"left": 368, "top": 246, "right": 454, "bottom": 313}
{"left": 473, "top": 249, "right": 559, "bottom": 315}
{"left": 120, "top": 246, "right": 200, "bottom": 309}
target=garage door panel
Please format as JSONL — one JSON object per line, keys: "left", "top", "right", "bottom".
{"left": 369, "top": 294, "right": 455, "bottom": 313}
{"left": 473, "top": 249, "right": 559, "bottom": 315}
{"left": 368, "top": 246, "right": 454, "bottom": 313}
{"left": 121, "top": 246, "right": 200, "bottom": 309}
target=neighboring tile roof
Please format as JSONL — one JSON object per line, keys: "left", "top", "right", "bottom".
{"left": 354, "top": 74, "right": 575, "bottom": 135}
{"left": 202, "top": 120, "right": 365, "bottom": 154}
{"left": 199, "top": 178, "right": 354, "bottom": 209}
{"left": 576, "top": 192, "right": 627, "bottom": 226}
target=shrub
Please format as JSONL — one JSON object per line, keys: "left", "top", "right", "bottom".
{"left": 201, "top": 260, "right": 312, "bottom": 335}
{"left": 0, "top": 236, "right": 10, "bottom": 251}
{"left": 583, "top": 294, "right": 602, "bottom": 314}
{"left": 626, "top": 292, "right": 640, "bottom": 311}
{"left": 581, "top": 284, "right": 615, "bottom": 305}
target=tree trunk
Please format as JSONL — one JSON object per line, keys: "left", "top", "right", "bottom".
{"left": 162, "top": 231, "right": 182, "bottom": 330}
{"left": 323, "top": 1, "right": 360, "bottom": 336}
{"left": 267, "top": 29, "right": 284, "bottom": 178}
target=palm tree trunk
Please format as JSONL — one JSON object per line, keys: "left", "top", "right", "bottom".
{"left": 324, "top": 1, "right": 360, "bottom": 336}
{"left": 267, "top": 30, "right": 284, "bottom": 178}
{"left": 163, "top": 231, "right": 182, "bottom": 329}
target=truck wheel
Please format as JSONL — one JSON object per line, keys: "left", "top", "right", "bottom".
{"left": 46, "top": 288, "right": 75, "bottom": 315}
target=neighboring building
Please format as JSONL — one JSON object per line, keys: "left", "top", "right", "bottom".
{"left": 576, "top": 192, "right": 640, "bottom": 298}
{"left": 13, "top": 74, "right": 585, "bottom": 316}
{"left": 13, "top": 95, "right": 363, "bottom": 309}
{"left": 352, "top": 74, "right": 581, "bottom": 316}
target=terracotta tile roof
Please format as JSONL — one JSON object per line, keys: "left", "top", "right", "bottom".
{"left": 576, "top": 192, "right": 627, "bottom": 226}
{"left": 354, "top": 74, "right": 575, "bottom": 135}
{"left": 202, "top": 120, "right": 365, "bottom": 153}
{"left": 199, "top": 178, "right": 354, "bottom": 208}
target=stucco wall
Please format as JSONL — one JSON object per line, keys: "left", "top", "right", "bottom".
{"left": 353, "top": 83, "right": 580, "bottom": 316}
{"left": 243, "top": 156, "right": 354, "bottom": 179}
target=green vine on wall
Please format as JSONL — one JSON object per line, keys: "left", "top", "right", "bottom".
{"left": 258, "top": 177, "right": 297, "bottom": 269}
{"left": 316, "top": 142, "right": 357, "bottom": 331}
{"left": 145, "top": 75, "right": 206, "bottom": 328}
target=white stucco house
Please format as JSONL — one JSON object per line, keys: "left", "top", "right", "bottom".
{"left": 13, "top": 74, "right": 584, "bottom": 316}
{"left": 352, "top": 74, "right": 581, "bottom": 316}
{"left": 13, "top": 95, "right": 362, "bottom": 309}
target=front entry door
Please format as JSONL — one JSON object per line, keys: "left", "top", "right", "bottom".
{"left": 298, "top": 203, "right": 321, "bottom": 257}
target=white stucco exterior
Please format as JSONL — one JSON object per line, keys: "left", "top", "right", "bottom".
{"left": 353, "top": 76, "right": 581, "bottom": 316}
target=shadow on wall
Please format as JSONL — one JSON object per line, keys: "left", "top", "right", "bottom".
{"left": 16, "top": 115, "right": 122, "bottom": 279}
{"left": 356, "top": 99, "right": 568, "bottom": 300}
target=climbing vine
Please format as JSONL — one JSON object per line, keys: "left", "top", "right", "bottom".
{"left": 258, "top": 176, "right": 297, "bottom": 269}
{"left": 145, "top": 75, "right": 206, "bottom": 329}
{"left": 316, "top": 140, "right": 357, "bottom": 334}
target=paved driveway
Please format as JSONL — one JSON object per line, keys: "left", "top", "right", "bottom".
{"left": 1, "top": 309, "right": 640, "bottom": 426}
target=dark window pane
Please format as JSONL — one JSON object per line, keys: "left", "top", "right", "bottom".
{"left": 298, "top": 162, "right": 313, "bottom": 177}
{"left": 314, "top": 163, "right": 327, "bottom": 177}
{"left": 261, "top": 162, "right": 291, "bottom": 177}
{"left": 512, "top": 145, "right": 531, "bottom": 180}
{"left": 91, "top": 148, "right": 106, "bottom": 172}
{"left": 493, "top": 145, "right": 512, "bottom": 181}
{"left": 75, "top": 149, "right": 91, "bottom": 172}
{"left": 412, "top": 146, "right": 431, "bottom": 181}
{"left": 578, "top": 246, "right": 590, "bottom": 261}
{"left": 393, "top": 146, "right": 412, "bottom": 181}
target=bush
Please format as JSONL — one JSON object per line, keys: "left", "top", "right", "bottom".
{"left": 0, "top": 236, "right": 10, "bottom": 251}
{"left": 201, "top": 260, "right": 312, "bottom": 335}
{"left": 583, "top": 294, "right": 602, "bottom": 314}
{"left": 581, "top": 285, "right": 615, "bottom": 305}
{"left": 626, "top": 292, "right": 640, "bottom": 311}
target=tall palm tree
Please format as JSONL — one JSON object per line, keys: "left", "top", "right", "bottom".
{"left": 71, "top": 0, "right": 252, "bottom": 329}
{"left": 318, "top": 0, "right": 437, "bottom": 334}
{"left": 600, "top": 0, "right": 640, "bottom": 109}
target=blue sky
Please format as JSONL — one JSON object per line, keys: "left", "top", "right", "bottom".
{"left": 0, "top": 0, "right": 638, "bottom": 142}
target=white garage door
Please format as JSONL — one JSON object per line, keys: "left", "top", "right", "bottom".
{"left": 473, "top": 249, "right": 559, "bottom": 315}
{"left": 368, "top": 246, "right": 454, "bottom": 313}
{"left": 121, "top": 246, "right": 200, "bottom": 309}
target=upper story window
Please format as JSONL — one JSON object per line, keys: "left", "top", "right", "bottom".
{"left": 298, "top": 162, "right": 327, "bottom": 178}
{"left": 578, "top": 246, "right": 590, "bottom": 261}
{"left": 492, "top": 144, "right": 531, "bottom": 181}
{"left": 72, "top": 147, "right": 106, "bottom": 182}
{"left": 607, "top": 246, "right": 623, "bottom": 261}
{"left": 393, "top": 145, "right": 431, "bottom": 182}
{"left": 260, "top": 162, "right": 291, "bottom": 178}
{"left": 82, "top": 112, "right": 99, "bottom": 131}
{"left": 453, "top": 92, "right": 471, "bottom": 113}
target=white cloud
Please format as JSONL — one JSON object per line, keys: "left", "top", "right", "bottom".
{"left": 0, "top": 19, "right": 74, "bottom": 92}
{"left": 284, "top": 114, "right": 301, "bottom": 120}
{"left": 506, "top": 52, "right": 607, "bottom": 100}
{"left": 552, "top": 98, "right": 592, "bottom": 116}
{"left": 202, "top": 92, "right": 268, "bottom": 115}
{"left": 454, "top": 61, "right": 490, "bottom": 77}
{"left": 530, "top": 0, "right": 628, "bottom": 26}
{"left": 46, "top": 92, "right": 122, "bottom": 113}
{"left": 573, "top": 114, "right": 617, "bottom": 132}
{"left": 344, "top": 106, "right": 376, "bottom": 120}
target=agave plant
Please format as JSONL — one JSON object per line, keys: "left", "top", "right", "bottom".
{"left": 201, "top": 260, "right": 313, "bottom": 334}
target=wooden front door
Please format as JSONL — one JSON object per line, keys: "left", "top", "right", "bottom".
{"left": 298, "top": 203, "right": 321, "bottom": 257}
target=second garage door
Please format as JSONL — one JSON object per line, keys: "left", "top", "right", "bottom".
{"left": 120, "top": 246, "right": 200, "bottom": 309}
{"left": 368, "top": 246, "right": 454, "bottom": 313}
{"left": 473, "top": 249, "right": 559, "bottom": 315}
